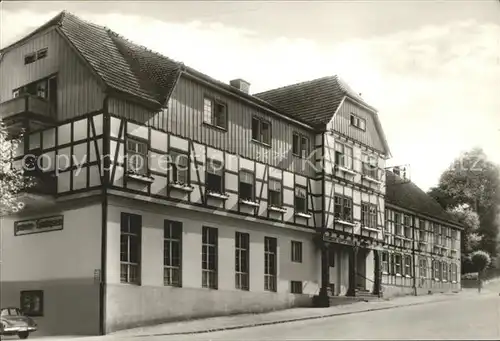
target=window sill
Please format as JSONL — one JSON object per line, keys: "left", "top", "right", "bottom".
{"left": 269, "top": 205, "right": 287, "bottom": 213}
{"left": 169, "top": 182, "right": 194, "bottom": 192}
{"left": 382, "top": 271, "right": 389, "bottom": 275}
{"left": 207, "top": 191, "right": 230, "bottom": 200}
{"left": 337, "top": 166, "right": 356, "bottom": 176}
{"left": 251, "top": 139, "right": 271, "bottom": 148}
{"left": 362, "top": 226, "right": 378, "bottom": 232}
{"left": 203, "top": 122, "right": 227, "bottom": 132}
{"left": 240, "top": 199, "right": 260, "bottom": 207}
{"left": 295, "top": 212, "right": 312, "bottom": 219}
{"left": 126, "top": 172, "right": 154, "bottom": 183}
{"left": 395, "top": 273, "right": 402, "bottom": 277}
{"left": 419, "top": 241, "right": 428, "bottom": 245}
{"left": 452, "top": 281, "right": 457, "bottom": 284}
{"left": 334, "top": 219, "right": 355, "bottom": 227}
{"left": 362, "top": 175, "right": 382, "bottom": 184}
{"left": 405, "top": 275, "right": 411, "bottom": 278}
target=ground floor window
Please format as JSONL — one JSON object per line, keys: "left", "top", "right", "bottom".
{"left": 264, "top": 237, "right": 277, "bottom": 292}
{"left": 164, "top": 220, "right": 182, "bottom": 287}
{"left": 381, "top": 252, "right": 389, "bottom": 273}
{"left": 432, "top": 260, "right": 441, "bottom": 280}
{"left": 442, "top": 262, "right": 449, "bottom": 281}
{"left": 20, "top": 291, "right": 43, "bottom": 317}
{"left": 290, "top": 281, "right": 303, "bottom": 294}
{"left": 235, "top": 232, "right": 250, "bottom": 290}
{"left": 394, "top": 253, "right": 402, "bottom": 275}
{"left": 202, "top": 226, "right": 218, "bottom": 289}
{"left": 419, "top": 257, "right": 428, "bottom": 278}
{"left": 451, "top": 263, "right": 458, "bottom": 282}
{"left": 404, "top": 255, "right": 412, "bottom": 277}
{"left": 120, "top": 213, "right": 141, "bottom": 284}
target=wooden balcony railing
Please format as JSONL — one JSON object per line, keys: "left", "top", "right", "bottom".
{"left": 0, "top": 94, "right": 55, "bottom": 122}
{"left": 23, "top": 171, "right": 57, "bottom": 196}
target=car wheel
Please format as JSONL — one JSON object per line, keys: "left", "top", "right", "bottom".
{"left": 18, "top": 331, "right": 30, "bottom": 339}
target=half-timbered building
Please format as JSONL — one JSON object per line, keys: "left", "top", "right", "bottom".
{"left": 0, "top": 11, "right": 461, "bottom": 336}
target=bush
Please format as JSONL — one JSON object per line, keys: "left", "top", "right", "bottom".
{"left": 471, "top": 250, "right": 491, "bottom": 273}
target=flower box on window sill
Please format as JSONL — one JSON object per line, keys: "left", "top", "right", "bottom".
{"left": 268, "top": 205, "right": 287, "bottom": 213}
{"left": 395, "top": 273, "right": 402, "bottom": 277}
{"left": 442, "top": 280, "right": 448, "bottom": 283}
{"left": 362, "top": 226, "right": 378, "bottom": 232}
{"left": 405, "top": 275, "right": 411, "bottom": 278}
{"left": 239, "top": 199, "right": 260, "bottom": 207}
{"left": 169, "top": 182, "right": 194, "bottom": 192}
{"left": 207, "top": 191, "right": 230, "bottom": 200}
{"left": 126, "top": 171, "right": 155, "bottom": 183}
{"left": 362, "top": 175, "right": 382, "bottom": 184}
{"left": 433, "top": 278, "right": 440, "bottom": 282}
{"left": 452, "top": 280, "right": 457, "bottom": 284}
{"left": 334, "top": 219, "right": 355, "bottom": 227}
{"left": 337, "top": 166, "right": 356, "bottom": 176}
{"left": 382, "top": 271, "right": 389, "bottom": 275}
{"left": 451, "top": 248, "right": 458, "bottom": 253}
{"left": 295, "top": 212, "right": 312, "bottom": 219}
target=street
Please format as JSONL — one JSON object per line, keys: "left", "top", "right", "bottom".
{"left": 145, "top": 294, "right": 500, "bottom": 341}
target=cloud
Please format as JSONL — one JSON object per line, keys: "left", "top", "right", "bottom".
{"left": 2, "top": 10, "right": 500, "bottom": 191}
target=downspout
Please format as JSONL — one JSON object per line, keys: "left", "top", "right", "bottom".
{"left": 412, "top": 217, "right": 417, "bottom": 296}
{"left": 99, "top": 95, "right": 110, "bottom": 335}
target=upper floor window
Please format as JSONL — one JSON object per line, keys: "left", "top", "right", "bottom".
{"left": 294, "top": 185, "right": 307, "bottom": 213}
{"left": 206, "top": 159, "right": 224, "bottom": 194}
{"left": 362, "top": 153, "right": 378, "bottom": 179}
{"left": 203, "top": 97, "right": 227, "bottom": 129}
{"left": 350, "top": 113, "right": 366, "bottom": 131}
{"left": 252, "top": 117, "right": 271, "bottom": 145}
{"left": 24, "top": 48, "right": 48, "bottom": 65}
{"left": 334, "top": 195, "right": 353, "bottom": 223}
{"left": 361, "top": 202, "right": 377, "bottom": 229}
{"left": 169, "top": 150, "right": 189, "bottom": 184}
{"left": 334, "top": 143, "right": 353, "bottom": 169}
{"left": 127, "top": 139, "right": 148, "bottom": 175}
{"left": 292, "top": 132, "right": 309, "bottom": 157}
{"left": 404, "top": 215, "right": 412, "bottom": 238}
{"left": 394, "top": 212, "right": 402, "bottom": 235}
{"left": 239, "top": 170, "right": 255, "bottom": 201}
{"left": 268, "top": 178, "right": 282, "bottom": 207}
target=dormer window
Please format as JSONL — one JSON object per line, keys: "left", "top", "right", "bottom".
{"left": 350, "top": 113, "right": 366, "bottom": 131}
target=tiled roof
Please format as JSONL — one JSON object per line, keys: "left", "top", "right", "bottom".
{"left": 254, "top": 75, "right": 376, "bottom": 127}
{"left": 385, "top": 170, "right": 462, "bottom": 228}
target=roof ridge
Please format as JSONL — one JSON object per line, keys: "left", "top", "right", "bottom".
{"left": 254, "top": 75, "right": 337, "bottom": 95}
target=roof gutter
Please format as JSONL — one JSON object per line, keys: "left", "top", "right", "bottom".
{"left": 180, "top": 70, "right": 315, "bottom": 131}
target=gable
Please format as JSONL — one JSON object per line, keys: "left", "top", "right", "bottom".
{"left": 327, "top": 97, "right": 388, "bottom": 155}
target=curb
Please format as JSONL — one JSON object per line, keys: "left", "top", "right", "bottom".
{"left": 130, "top": 296, "right": 457, "bottom": 338}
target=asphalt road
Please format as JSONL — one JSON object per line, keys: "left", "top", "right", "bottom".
{"left": 145, "top": 294, "right": 500, "bottom": 341}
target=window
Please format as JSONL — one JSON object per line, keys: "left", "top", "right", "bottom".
{"left": 432, "top": 260, "right": 441, "bottom": 280}
{"left": 206, "top": 159, "right": 224, "bottom": 193}
{"left": 442, "top": 262, "right": 449, "bottom": 281}
{"left": 404, "top": 255, "right": 412, "bottom": 277}
{"left": 290, "top": 281, "right": 303, "bottom": 294}
{"left": 164, "top": 220, "right": 182, "bottom": 287}
{"left": 120, "top": 213, "right": 141, "bottom": 284}
{"left": 12, "top": 89, "right": 20, "bottom": 98}
{"left": 37, "top": 48, "right": 48, "bottom": 60}
{"left": 202, "top": 226, "right": 218, "bottom": 289}
{"left": 170, "top": 150, "right": 189, "bottom": 184}
{"left": 419, "top": 257, "right": 428, "bottom": 278}
{"left": 291, "top": 241, "right": 302, "bottom": 263}
{"left": 419, "top": 220, "right": 426, "bottom": 241}
{"left": 451, "top": 263, "right": 458, "bottom": 282}
{"left": 268, "top": 178, "right": 282, "bottom": 207}
{"left": 292, "top": 132, "right": 309, "bottom": 157}
{"left": 382, "top": 252, "right": 389, "bottom": 273}
{"left": 334, "top": 195, "right": 353, "bottom": 222}
{"left": 20, "top": 291, "right": 43, "bottom": 317}
{"left": 252, "top": 117, "right": 271, "bottom": 145}
{"left": 127, "top": 139, "right": 148, "bottom": 175}
{"left": 362, "top": 153, "right": 378, "bottom": 179}
{"left": 294, "top": 186, "right": 307, "bottom": 213}
{"left": 394, "top": 253, "right": 402, "bottom": 275}
{"left": 24, "top": 53, "right": 36, "bottom": 65}
{"left": 361, "top": 203, "right": 377, "bottom": 229}
{"left": 404, "top": 215, "right": 412, "bottom": 238}
{"left": 264, "top": 237, "right": 277, "bottom": 292}
{"left": 334, "top": 143, "right": 353, "bottom": 169}
{"left": 239, "top": 170, "right": 255, "bottom": 201}
{"left": 235, "top": 232, "right": 250, "bottom": 290}
{"left": 203, "top": 97, "right": 227, "bottom": 129}
{"left": 394, "top": 213, "right": 402, "bottom": 235}
{"left": 350, "top": 113, "right": 366, "bottom": 130}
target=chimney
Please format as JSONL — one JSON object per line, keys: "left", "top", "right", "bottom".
{"left": 230, "top": 79, "right": 250, "bottom": 94}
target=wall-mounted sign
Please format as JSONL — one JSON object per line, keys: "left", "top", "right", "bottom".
{"left": 323, "top": 232, "right": 355, "bottom": 247}
{"left": 14, "top": 215, "right": 64, "bottom": 236}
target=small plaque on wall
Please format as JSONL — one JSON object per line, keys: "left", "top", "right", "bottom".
{"left": 14, "top": 215, "right": 64, "bottom": 236}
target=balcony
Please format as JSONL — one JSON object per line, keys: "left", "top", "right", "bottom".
{"left": 16, "top": 171, "right": 57, "bottom": 209}
{"left": 0, "top": 94, "right": 56, "bottom": 133}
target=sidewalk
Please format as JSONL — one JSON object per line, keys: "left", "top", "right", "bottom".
{"left": 112, "top": 290, "right": 490, "bottom": 338}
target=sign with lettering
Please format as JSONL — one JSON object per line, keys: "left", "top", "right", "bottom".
{"left": 14, "top": 215, "right": 64, "bottom": 236}
{"left": 323, "top": 234, "right": 355, "bottom": 247}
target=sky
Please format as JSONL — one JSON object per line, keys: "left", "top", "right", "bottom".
{"left": 1, "top": 0, "right": 500, "bottom": 191}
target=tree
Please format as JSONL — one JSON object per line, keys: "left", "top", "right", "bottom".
{"left": 471, "top": 250, "right": 491, "bottom": 273}
{"left": 428, "top": 148, "right": 500, "bottom": 260}
{"left": 0, "top": 120, "right": 33, "bottom": 215}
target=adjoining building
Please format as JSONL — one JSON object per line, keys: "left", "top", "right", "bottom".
{"left": 0, "top": 11, "right": 461, "bottom": 336}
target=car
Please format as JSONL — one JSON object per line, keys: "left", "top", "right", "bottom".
{"left": 0, "top": 307, "right": 37, "bottom": 339}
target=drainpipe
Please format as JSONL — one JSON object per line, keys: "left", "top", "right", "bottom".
{"left": 412, "top": 217, "right": 417, "bottom": 296}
